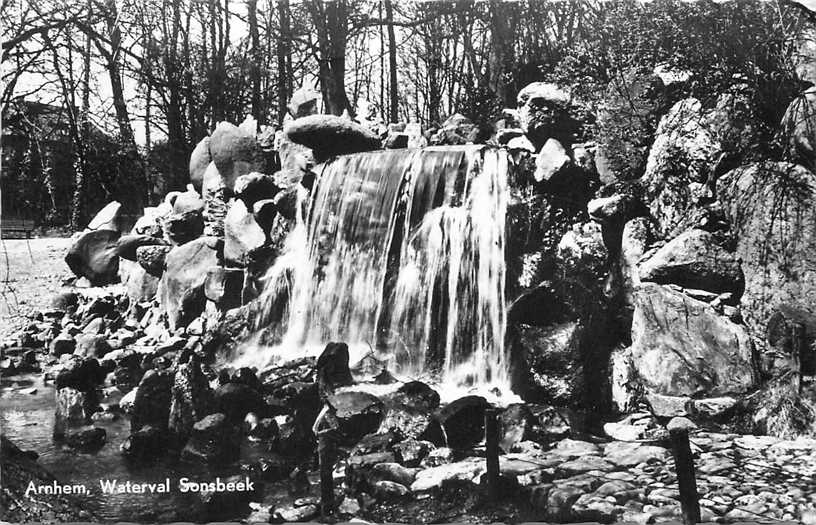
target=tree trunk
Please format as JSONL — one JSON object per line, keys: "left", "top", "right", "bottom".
{"left": 277, "top": 0, "right": 291, "bottom": 124}
{"left": 307, "top": 0, "right": 351, "bottom": 116}
{"left": 248, "top": 0, "right": 262, "bottom": 125}
{"left": 71, "top": 9, "right": 92, "bottom": 231}
{"left": 384, "top": 0, "right": 398, "bottom": 123}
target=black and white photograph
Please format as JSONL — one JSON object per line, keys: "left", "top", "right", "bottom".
{"left": 4, "top": 0, "right": 816, "bottom": 522}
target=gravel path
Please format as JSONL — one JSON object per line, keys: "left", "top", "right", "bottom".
{"left": 0, "top": 237, "right": 73, "bottom": 339}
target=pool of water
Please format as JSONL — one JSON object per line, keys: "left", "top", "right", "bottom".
{"left": 0, "top": 374, "right": 292, "bottom": 522}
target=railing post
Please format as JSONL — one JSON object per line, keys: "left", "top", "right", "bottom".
{"left": 317, "top": 429, "right": 336, "bottom": 518}
{"left": 484, "top": 407, "right": 500, "bottom": 502}
{"left": 668, "top": 420, "right": 700, "bottom": 525}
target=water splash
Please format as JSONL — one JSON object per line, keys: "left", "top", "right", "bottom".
{"left": 237, "top": 146, "right": 510, "bottom": 393}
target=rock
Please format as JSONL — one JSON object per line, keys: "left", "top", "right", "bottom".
{"left": 121, "top": 259, "right": 159, "bottom": 303}
{"left": 619, "top": 217, "right": 653, "bottom": 307}
{"left": 604, "top": 441, "right": 668, "bottom": 467}
{"left": 55, "top": 357, "right": 105, "bottom": 392}
{"left": 234, "top": 172, "right": 279, "bottom": 208}
{"left": 420, "top": 395, "right": 488, "bottom": 449}
{"left": 552, "top": 438, "right": 602, "bottom": 457}
{"left": 429, "top": 113, "right": 479, "bottom": 145}
{"left": 63, "top": 426, "right": 106, "bottom": 450}
{"left": 164, "top": 209, "right": 205, "bottom": 245}
{"left": 118, "top": 387, "right": 138, "bottom": 414}
{"left": 204, "top": 266, "right": 245, "bottom": 309}
{"left": 534, "top": 138, "right": 571, "bottom": 183}
{"left": 133, "top": 206, "right": 167, "bottom": 237}
{"left": 86, "top": 201, "right": 123, "bottom": 232}
{"left": 54, "top": 387, "right": 94, "bottom": 437}
{"left": 545, "top": 484, "right": 583, "bottom": 521}
{"left": 202, "top": 162, "right": 230, "bottom": 237}
{"left": 116, "top": 234, "right": 166, "bottom": 261}
{"left": 214, "top": 382, "right": 266, "bottom": 423}
{"left": 172, "top": 190, "right": 205, "bottom": 215}
{"left": 556, "top": 221, "right": 608, "bottom": 277}
{"left": 181, "top": 413, "right": 241, "bottom": 464}
{"left": 499, "top": 403, "right": 535, "bottom": 452}
{"left": 316, "top": 342, "right": 354, "bottom": 399}
{"left": 287, "top": 87, "right": 320, "bottom": 118}
{"left": 73, "top": 334, "right": 112, "bottom": 359}
{"left": 285, "top": 115, "right": 381, "bottom": 162}
{"left": 410, "top": 457, "right": 485, "bottom": 492}
{"left": 587, "top": 193, "right": 640, "bottom": 223}
{"left": 640, "top": 98, "right": 721, "bottom": 236}
{"left": 272, "top": 504, "right": 319, "bottom": 523}
{"left": 557, "top": 455, "right": 615, "bottom": 476}
{"left": 130, "top": 369, "right": 173, "bottom": 432}
{"left": 209, "top": 121, "right": 262, "bottom": 190}
{"left": 646, "top": 392, "right": 690, "bottom": 417}
{"left": 384, "top": 133, "right": 409, "bottom": 149}
{"left": 224, "top": 199, "right": 267, "bottom": 266}
{"left": 51, "top": 291, "right": 79, "bottom": 311}
{"left": 638, "top": 229, "right": 743, "bottom": 296}
{"left": 507, "top": 135, "right": 536, "bottom": 152}
{"left": 369, "top": 462, "right": 418, "bottom": 487}
{"left": 517, "top": 82, "right": 577, "bottom": 149}
{"left": 160, "top": 237, "right": 219, "bottom": 330}
{"left": 421, "top": 446, "right": 454, "bottom": 467}
{"left": 121, "top": 424, "right": 166, "bottom": 459}
{"left": 372, "top": 480, "right": 411, "bottom": 500}
{"left": 782, "top": 87, "right": 816, "bottom": 171}
{"left": 327, "top": 391, "right": 385, "bottom": 445}
{"left": 252, "top": 199, "right": 278, "bottom": 232}
{"left": 393, "top": 439, "right": 435, "bottom": 467}
{"left": 168, "top": 359, "right": 212, "bottom": 442}
{"left": 719, "top": 161, "right": 816, "bottom": 345}
{"left": 50, "top": 333, "right": 76, "bottom": 357}
{"left": 136, "top": 244, "right": 171, "bottom": 277}
{"left": 65, "top": 229, "right": 120, "bottom": 285}
{"left": 189, "top": 136, "right": 211, "bottom": 192}
{"left": 609, "top": 346, "right": 638, "bottom": 413}
{"left": 630, "top": 282, "right": 755, "bottom": 397}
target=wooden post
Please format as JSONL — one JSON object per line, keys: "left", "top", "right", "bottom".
{"left": 317, "top": 429, "right": 335, "bottom": 518}
{"left": 484, "top": 407, "right": 500, "bottom": 501}
{"left": 669, "top": 425, "right": 700, "bottom": 525}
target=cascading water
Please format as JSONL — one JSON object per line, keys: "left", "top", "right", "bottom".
{"left": 240, "top": 145, "right": 510, "bottom": 394}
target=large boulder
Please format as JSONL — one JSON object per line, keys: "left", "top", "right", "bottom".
{"left": 640, "top": 98, "right": 720, "bottom": 237}
{"left": 65, "top": 229, "right": 120, "bottom": 285}
{"left": 189, "top": 136, "right": 211, "bottom": 193}
{"left": 326, "top": 391, "right": 385, "bottom": 446}
{"left": 209, "top": 121, "right": 262, "bottom": 190}
{"left": 285, "top": 115, "right": 381, "bottom": 162}
{"left": 516, "top": 82, "right": 585, "bottom": 149}
{"left": 420, "top": 396, "right": 488, "bottom": 449}
{"left": 181, "top": 412, "right": 241, "bottom": 464}
{"left": 160, "top": 236, "right": 220, "bottom": 330}
{"left": 638, "top": 229, "right": 744, "bottom": 296}
{"left": 719, "top": 162, "right": 816, "bottom": 340}
{"left": 630, "top": 282, "right": 755, "bottom": 397}
{"left": 224, "top": 199, "right": 267, "bottom": 267}
{"left": 378, "top": 381, "right": 440, "bottom": 438}
{"left": 130, "top": 369, "right": 173, "bottom": 433}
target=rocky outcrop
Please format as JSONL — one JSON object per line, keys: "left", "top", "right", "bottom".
{"left": 630, "top": 282, "right": 755, "bottom": 397}
{"left": 719, "top": 161, "right": 816, "bottom": 346}
{"left": 189, "top": 136, "right": 211, "bottom": 192}
{"left": 516, "top": 82, "right": 580, "bottom": 149}
{"left": 209, "top": 121, "right": 263, "bottom": 190}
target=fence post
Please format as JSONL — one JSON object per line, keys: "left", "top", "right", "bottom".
{"left": 484, "top": 407, "right": 500, "bottom": 501}
{"left": 317, "top": 429, "right": 336, "bottom": 518}
{"left": 668, "top": 420, "right": 700, "bottom": 525}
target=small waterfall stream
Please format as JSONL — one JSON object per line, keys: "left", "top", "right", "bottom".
{"left": 242, "top": 145, "right": 509, "bottom": 393}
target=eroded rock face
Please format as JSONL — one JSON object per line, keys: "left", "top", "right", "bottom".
{"left": 516, "top": 82, "right": 576, "bottom": 149}
{"left": 638, "top": 229, "right": 744, "bottom": 296}
{"left": 719, "top": 161, "right": 816, "bottom": 344}
{"left": 630, "top": 282, "right": 755, "bottom": 397}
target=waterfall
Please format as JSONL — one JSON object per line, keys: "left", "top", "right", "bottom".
{"left": 243, "top": 145, "right": 509, "bottom": 392}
